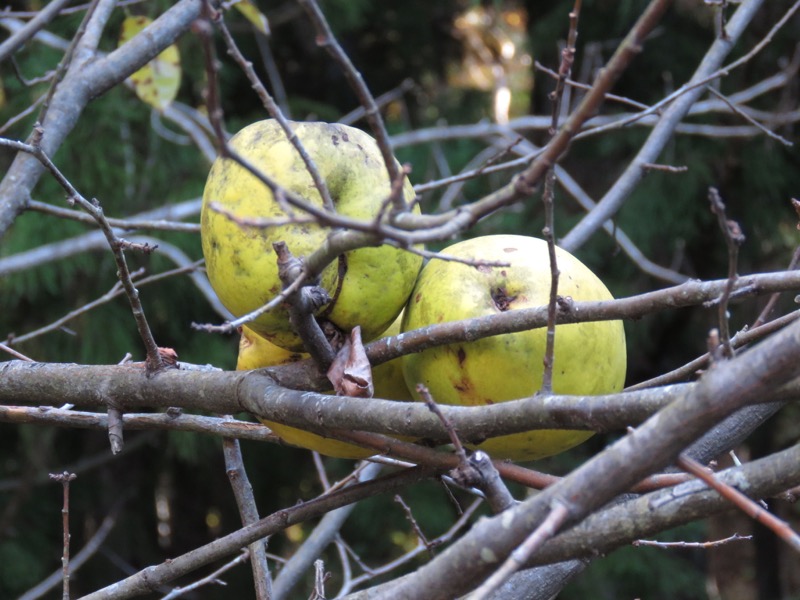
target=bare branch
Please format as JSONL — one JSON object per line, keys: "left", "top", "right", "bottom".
{"left": 0, "top": 0, "right": 204, "bottom": 239}
{"left": 0, "top": 0, "right": 71, "bottom": 62}
{"left": 79, "top": 466, "right": 439, "bottom": 600}
{"left": 562, "top": 0, "right": 767, "bottom": 251}
{"left": 678, "top": 455, "right": 800, "bottom": 552}
{"left": 222, "top": 434, "right": 273, "bottom": 599}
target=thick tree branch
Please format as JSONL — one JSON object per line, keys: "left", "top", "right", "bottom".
{"left": 354, "top": 312, "right": 800, "bottom": 599}
{"left": 344, "top": 440, "right": 800, "bottom": 599}
{"left": 1, "top": 360, "right": 798, "bottom": 449}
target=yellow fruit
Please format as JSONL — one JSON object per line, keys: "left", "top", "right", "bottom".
{"left": 238, "top": 314, "right": 412, "bottom": 458}
{"left": 372, "top": 313, "right": 414, "bottom": 403}
{"left": 202, "top": 119, "right": 423, "bottom": 351}
{"left": 401, "top": 235, "right": 627, "bottom": 461}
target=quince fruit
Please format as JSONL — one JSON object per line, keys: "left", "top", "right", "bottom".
{"left": 202, "top": 119, "right": 422, "bottom": 351}
{"left": 401, "top": 234, "right": 626, "bottom": 461}
{"left": 238, "top": 312, "right": 412, "bottom": 459}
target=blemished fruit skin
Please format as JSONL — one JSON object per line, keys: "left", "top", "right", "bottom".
{"left": 237, "top": 313, "right": 412, "bottom": 459}
{"left": 401, "top": 235, "right": 627, "bottom": 462}
{"left": 202, "top": 119, "right": 423, "bottom": 351}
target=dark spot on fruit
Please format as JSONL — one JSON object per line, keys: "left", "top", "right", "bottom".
{"left": 457, "top": 347, "right": 466, "bottom": 366}
{"left": 331, "top": 135, "right": 339, "bottom": 146}
{"left": 491, "top": 286, "right": 517, "bottom": 311}
{"left": 453, "top": 377, "right": 471, "bottom": 393}
{"left": 503, "top": 247, "right": 518, "bottom": 253}
{"left": 415, "top": 292, "right": 422, "bottom": 303}
{"left": 500, "top": 270, "right": 507, "bottom": 277}
{"left": 342, "top": 132, "right": 349, "bottom": 142}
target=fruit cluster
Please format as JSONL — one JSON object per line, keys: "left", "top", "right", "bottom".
{"left": 201, "top": 119, "right": 626, "bottom": 461}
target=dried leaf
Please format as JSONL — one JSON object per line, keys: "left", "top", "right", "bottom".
{"left": 326, "top": 326, "right": 374, "bottom": 398}
{"left": 233, "top": 0, "right": 270, "bottom": 34}
{"left": 118, "top": 16, "right": 181, "bottom": 111}
{"left": 157, "top": 347, "right": 179, "bottom": 368}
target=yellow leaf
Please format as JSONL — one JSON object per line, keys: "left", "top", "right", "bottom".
{"left": 233, "top": 0, "right": 270, "bottom": 35}
{"left": 118, "top": 16, "right": 182, "bottom": 111}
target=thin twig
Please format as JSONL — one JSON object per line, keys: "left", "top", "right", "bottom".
{"left": 633, "top": 533, "right": 752, "bottom": 549}
{"left": 678, "top": 454, "right": 800, "bottom": 552}
{"left": 340, "top": 78, "right": 416, "bottom": 125}
{"left": 705, "top": 85, "right": 793, "bottom": 146}
{"left": 417, "top": 385, "right": 468, "bottom": 463}
{"left": 752, "top": 245, "right": 800, "bottom": 328}
{"left": 161, "top": 550, "right": 251, "bottom": 599}
{"left": 0, "top": 135, "right": 165, "bottom": 373}
{"left": 7, "top": 261, "right": 204, "bottom": 346}
{"left": 534, "top": 59, "right": 651, "bottom": 110}
{"left": 708, "top": 187, "right": 745, "bottom": 359}
{"left": 541, "top": 1, "right": 581, "bottom": 392}
{"left": 641, "top": 162, "right": 689, "bottom": 173}
{"left": 540, "top": 169, "right": 560, "bottom": 394}
{"left": 295, "top": 0, "right": 400, "bottom": 185}
{"left": 19, "top": 496, "right": 127, "bottom": 600}
{"left": 335, "top": 499, "right": 483, "bottom": 596}
{"left": 394, "top": 495, "right": 436, "bottom": 554}
{"left": 214, "top": 13, "right": 336, "bottom": 212}
{"left": 222, "top": 433, "right": 272, "bottom": 599}
{"left": 192, "top": 273, "right": 308, "bottom": 335}
{"left": 49, "top": 472, "right": 77, "bottom": 600}
{"left": 35, "top": 0, "right": 102, "bottom": 125}
{"left": 0, "top": 0, "right": 72, "bottom": 62}
{"left": 628, "top": 308, "right": 800, "bottom": 389}
{"left": 0, "top": 405, "right": 281, "bottom": 443}
{"left": 0, "top": 341, "right": 34, "bottom": 360}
